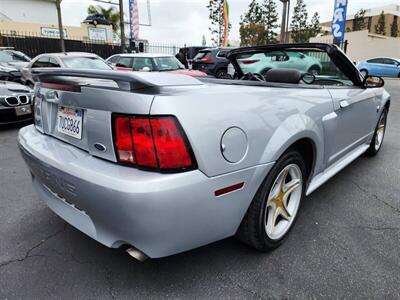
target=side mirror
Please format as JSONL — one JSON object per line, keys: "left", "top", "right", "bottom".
{"left": 364, "top": 75, "right": 384, "bottom": 88}
{"left": 142, "top": 67, "right": 151, "bottom": 72}
{"left": 299, "top": 54, "right": 306, "bottom": 59}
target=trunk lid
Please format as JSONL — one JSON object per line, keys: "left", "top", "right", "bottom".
{"left": 33, "top": 69, "right": 202, "bottom": 163}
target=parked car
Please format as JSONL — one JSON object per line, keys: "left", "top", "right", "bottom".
{"left": 0, "top": 80, "right": 33, "bottom": 125}
{"left": 357, "top": 57, "right": 400, "bottom": 78}
{"left": 21, "top": 52, "right": 112, "bottom": 87}
{"left": 0, "top": 48, "right": 31, "bottom": 82}
{"left": 19, "top": 43, "right": 389, "bottom": 260}
{"left": 237, "top": 51, "right": 323, "bottom": 76}
{"left": 177, "top": 46, "right": 208, "bottom": 69}
{"left": 192, "top": 47, "right": 235, "bottom": 78}
{"left": 106, "top": 53, "right": 206, "bottom": 77}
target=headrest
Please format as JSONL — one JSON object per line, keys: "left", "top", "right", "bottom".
{"left": 264, "top": 68, "right": 302, "bottom": 84}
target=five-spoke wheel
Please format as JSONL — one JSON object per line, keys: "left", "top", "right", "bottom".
{"left": 265, "top": 164, "right": 302, "bottom": 240}
{"left": 236, "top": 149, "right": 307, "bottom": 250}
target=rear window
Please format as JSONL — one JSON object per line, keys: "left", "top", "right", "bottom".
{"left": 194, "top": 51, "right": 211, "bottom": 60}
{"left": 61, "top": 57, "right": 112, "bottom": 70}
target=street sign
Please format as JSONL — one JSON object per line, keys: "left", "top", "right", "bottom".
{"left": 332, "top": 0, "right": 348, "bottom": 42}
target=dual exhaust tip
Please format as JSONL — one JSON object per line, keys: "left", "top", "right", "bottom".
{"left": 126, "top": 247, "right": 148, "bottom": 262}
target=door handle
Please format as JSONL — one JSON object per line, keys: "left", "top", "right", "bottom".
{"left": 340, "top": 100, "right": 350, "bottom": 108}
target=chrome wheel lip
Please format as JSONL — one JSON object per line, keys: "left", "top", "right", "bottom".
{"left": 375, "top": 112, "right": 386, "bottom": 151}
{"left": 264, "top": 164, "right": 302, "bottom": 240}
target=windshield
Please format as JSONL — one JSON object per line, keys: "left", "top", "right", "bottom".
{"left": 61, "top": 57, "right": 112, "bottom": 70}
{"left": 153, "top": 56, "right": 184, "bottom": 71}
{"left": 236, "top": 49, "right": 353, "bottom": 86}
{"left": 0, "top": 51, "right": 30, "bottom": 63}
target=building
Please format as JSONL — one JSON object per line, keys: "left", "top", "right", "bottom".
{"left": 311, "top": 30, "right": 400, "bottom": 62}
{"left": 0, "top": 0, "right": 114, "bottom": 43}
{"left": 0, "top": 0, "right": 58, "bottom": 24}
{"left": 321, "top": 4, "right": 400, "bottom": 37}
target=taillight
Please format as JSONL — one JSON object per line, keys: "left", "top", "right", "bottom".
{"left": 130, "top": 118, "right": 158, "bottom": 168}
{"left": 200, "top": 57, "right": 212, "bottom": 63}
{"left": 114, "top": 117, "right": 135, "bottom": 164}
{"left": 151, "top": 118, "right": 193, "bottom": 169}
{"left": 113, "top": 115, "right": 195, "bottom": 172}
{"left": 240, "top": 59, "right": 260, "bottom": 65}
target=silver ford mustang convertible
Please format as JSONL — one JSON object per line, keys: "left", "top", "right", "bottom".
{"left": 18, "top": 44, "right": 390, "bottom": 260}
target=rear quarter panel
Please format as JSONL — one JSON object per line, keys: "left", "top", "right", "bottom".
{"left": 150, "top": 84, "right": 334, "bottom": 177}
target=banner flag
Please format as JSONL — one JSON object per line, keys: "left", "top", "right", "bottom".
{"left": 129, "top": 0, "right": 140, "bottom": 41}
{"left": 332, "top": 0, "right": 348, "bottom": 42}
{"left": 222, "top": 0, "right": 229, "bottom": 47}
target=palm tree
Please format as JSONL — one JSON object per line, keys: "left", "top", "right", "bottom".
{"left": 87, "top": 5, "right": 120, "bottom": 32}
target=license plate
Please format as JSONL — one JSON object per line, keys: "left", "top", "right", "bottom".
{"left": 57, "top": 106, "right": 83, "bottom": 139}
{"left": 15, "top": 105, "right": 32, "bottom": 116}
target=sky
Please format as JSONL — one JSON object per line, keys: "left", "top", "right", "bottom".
{"left": 61, "top": 0, "right": 398, "bottom": 45}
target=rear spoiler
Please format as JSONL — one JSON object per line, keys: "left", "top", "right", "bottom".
{"left": 32, "top": 68, "right": 203, "bottom": 92}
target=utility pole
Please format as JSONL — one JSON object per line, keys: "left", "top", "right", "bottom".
{"left": 119, "top": 0, "right": 126, "bottom": 53}
{"left": 280, "top": 0, "right": 289, "bottom": 43}
{"left": 55, "top": 0, "right": 65, "bottom": 52}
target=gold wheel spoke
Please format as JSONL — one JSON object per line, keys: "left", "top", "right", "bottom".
{"left": 284, "top": 179, "right": 300, "bottom": 196}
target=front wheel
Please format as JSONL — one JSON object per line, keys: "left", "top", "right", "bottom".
{"left": 308, "top": 65, "right": 321, "bottom": 75}
{"left": 366, "top": 108, "right": 388, "bottom": 156}
{"left": 360, "top": 69, "right": 368, "bottom": 78}
{"left": 236, "top": 149, "right": 307, "bottom": 250}
{"left": 215, "top": 69, "right": 228, "bottom": 79}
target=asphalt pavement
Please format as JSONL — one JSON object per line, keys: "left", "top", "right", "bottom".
{"left": 1, "top": 80, "right": 399, "bottom": 299}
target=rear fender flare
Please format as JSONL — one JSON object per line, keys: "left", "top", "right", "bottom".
{"left": 260, "top": 114, "right": 324, "bottom": 177}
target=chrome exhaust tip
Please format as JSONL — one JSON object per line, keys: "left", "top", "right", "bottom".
{"left": 126, "top": 247, "right": 148, "bottom": 262}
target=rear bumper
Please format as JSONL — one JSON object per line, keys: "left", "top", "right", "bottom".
{"left": 18, "top": 125, "right": 273, "bottom": 258}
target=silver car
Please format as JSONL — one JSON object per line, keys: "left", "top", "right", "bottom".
{"left": 20, "top": 52, "right": 112, "bottom": 88}
{"left": 18, "top": 44, "right": 390, "bottom": 260}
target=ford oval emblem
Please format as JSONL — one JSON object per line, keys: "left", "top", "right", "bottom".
{"left": 94, "top": 143, "right": 106, "bottom": 152}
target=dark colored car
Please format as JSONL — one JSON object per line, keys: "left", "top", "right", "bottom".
{"left": 192, "top": 47, "right": 235, "bottom": 78}
{"left": 0, "top": 81, "right": 33, "bottom": 125}
{"left": 0, "top": 48, "right": 31, "bottom": 82}
{"left": 179, "top": 46, "right": 208, "bottom": 61}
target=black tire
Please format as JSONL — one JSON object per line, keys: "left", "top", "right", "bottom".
{"left": 360, "top": 69, "right": 368, "bottom": 78}
{"left": 236, "top": 149, "right": 307, "bottom": 251}
{"left": 308, "top": 65, "right": 321, "bottom": 75}
{"left": 215, "top": 68, "right": 228, "bottom": 79}
{"left": 366, "top": 108, "right": 388, "bottom": 156}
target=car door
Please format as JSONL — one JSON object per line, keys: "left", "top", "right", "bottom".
{"left": 326, "top": 87, "right": 378, "bottom": 166}
{"left": 366, "top": 58, "right": 385, "bottom": 76}
{"left": 381, "top": 58, "right": 400, "bottom": 77}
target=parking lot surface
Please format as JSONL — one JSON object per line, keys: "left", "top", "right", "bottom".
{"left": 1, "top": 80, "right": 399, "bottom": 299}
